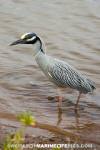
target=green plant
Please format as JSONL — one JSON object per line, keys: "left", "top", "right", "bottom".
{"left": 3, "top": 112, "right": 35, "bottom": 150}
{"left": 19, "top": 112, "right": 35, "bottom": 127}
{"left": 3, "top": 130, "right": 24, "bottom": 150}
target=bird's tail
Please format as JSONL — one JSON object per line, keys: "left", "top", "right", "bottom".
{"left": 87, "top": 79, "right": 96, "bottom": 91}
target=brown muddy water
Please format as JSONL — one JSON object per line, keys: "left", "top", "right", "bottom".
{"left": 0, "top": 0, "right": 100, "bottom": 149}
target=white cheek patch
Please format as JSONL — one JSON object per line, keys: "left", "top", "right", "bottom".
{"left": 26, "top": 36, "right": 36, "bottom": 41}
{"left": 21, "top": 33, "right": 30, "bottom": 39}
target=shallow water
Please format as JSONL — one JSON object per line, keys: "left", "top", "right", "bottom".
{"left": 0, "top": 0, "right": 100, "bottom": 148}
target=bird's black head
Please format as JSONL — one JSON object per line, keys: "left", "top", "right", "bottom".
{"left": 10, "top": 33, "right": 40, "bottom": 46}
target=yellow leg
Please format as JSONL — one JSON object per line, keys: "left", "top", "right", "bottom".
{"left": 57, "top": 87, "right": 63, "bottom": 107}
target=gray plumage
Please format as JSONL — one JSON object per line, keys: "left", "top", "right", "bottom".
{"left": 10, "top": 33, "right": 96, "bottom": 95}
{"left": 36, "top": 53, "right": 95, "bottom": 94}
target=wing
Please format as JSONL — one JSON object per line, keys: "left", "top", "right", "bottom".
{"left": 48, "top": 59, "right": 91, "bottom": 93}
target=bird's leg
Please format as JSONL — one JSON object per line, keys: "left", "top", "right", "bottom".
{"left": 75, "top": 92, "right": 82, "bottom": 108}
{"left": 57, "top": 107, "right": 62, "bottom": 126}
{"left": 57, "top": 87, "right": 63, "bottom": 107}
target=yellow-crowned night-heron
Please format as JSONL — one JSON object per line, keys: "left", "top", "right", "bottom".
{"left": 10, "top": 33, "right": 96, "bottom": 107}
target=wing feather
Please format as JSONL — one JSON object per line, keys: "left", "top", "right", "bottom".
{"left": 48, "top": 59, "right": 92, "bottom": 93}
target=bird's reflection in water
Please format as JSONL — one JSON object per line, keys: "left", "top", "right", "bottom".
{"left": 57, "top": 107, "right": 63, "bottom": 126}
{"left": 56, "top": 104, "right": 81, "bottom": 133}
{"left": 74, "top": 109, "right": 81, "bottom": 133}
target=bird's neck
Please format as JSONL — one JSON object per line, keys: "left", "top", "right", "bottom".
{"left": 33, "top": 39, "right": 45, "bottom": 56}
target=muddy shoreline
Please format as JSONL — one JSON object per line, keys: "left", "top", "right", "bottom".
{"left": 0, "top": 113, "right": 100, "bottom": 150}
{"left": 0, "top": 131, "right": 99, "bottom": 150}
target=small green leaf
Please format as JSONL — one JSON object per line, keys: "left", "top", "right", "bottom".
{"left": 18, "top": 112, "right": 35, "bottom": 126}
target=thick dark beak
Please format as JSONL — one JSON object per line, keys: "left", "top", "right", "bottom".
{"left": 10, "top": 39, "right": 24, "bottom": 46}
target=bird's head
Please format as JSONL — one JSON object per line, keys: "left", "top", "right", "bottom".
{"left": 10, "top": 33, "right": 39, "bottom": 46}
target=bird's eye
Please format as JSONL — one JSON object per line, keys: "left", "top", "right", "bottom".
{"left": 21, "top": 33, "right": 37, "bottom": 41}
{"left": 23, "top": 37, "right": 27, "bottom": 40}
{"left": 25, "top": 36, "right": 36, "bottom": 41}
